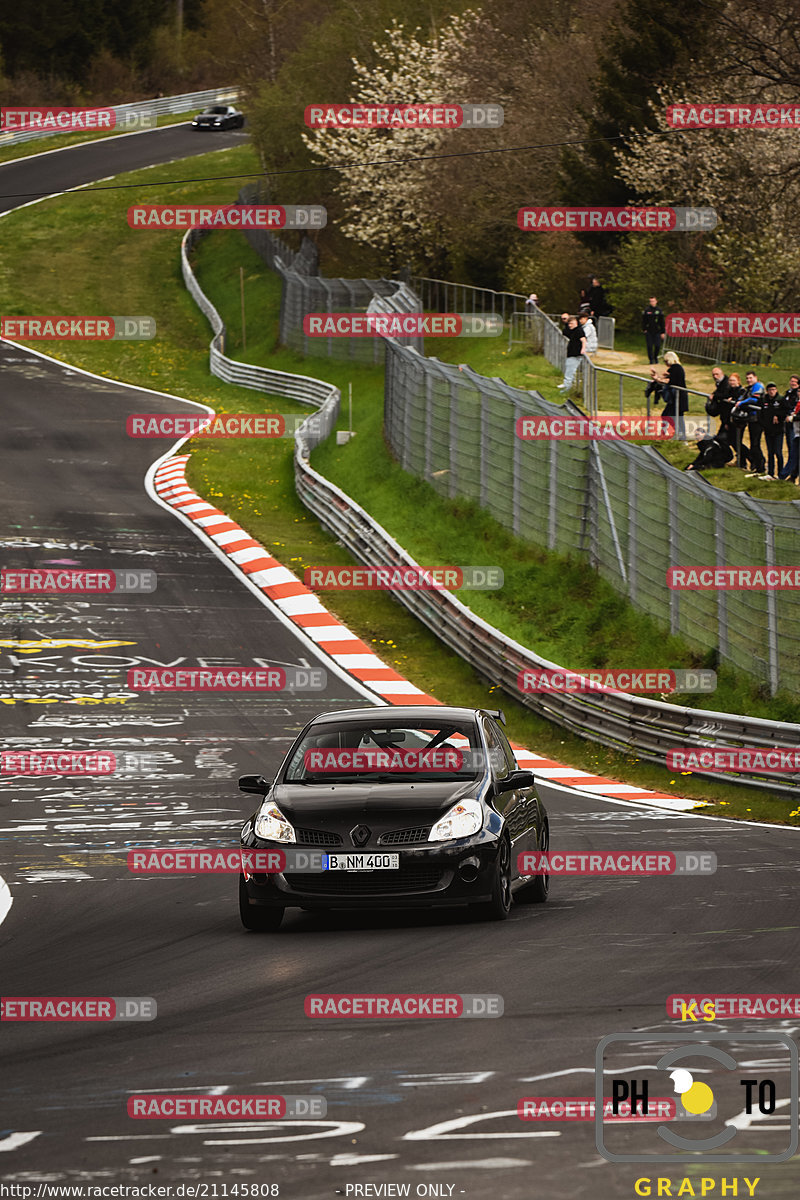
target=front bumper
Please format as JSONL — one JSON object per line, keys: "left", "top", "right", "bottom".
{"left": 240, "top": 832, "right": 503, "bottom": 910}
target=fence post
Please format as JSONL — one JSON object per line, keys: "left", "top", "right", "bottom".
{"left": 667, "top": 473, "right": 680, "bottom": 636}
{"left": 714, "top": 503, "right": 728, "bottom": 666}
{"left": 736, "top": 495, "right": 779, "bottom": 692}
{"left": 425, "top": 369, "right": 434, "bottom": 479}
{"left": 513, "top": 413, "right": 523, "bottom": 537}
{"left": 549, "top": 439, "right": 558, "bottom": 551}
{"left": 764, "top": 521, "right": 779, "bottom": 695}
{"left": 591, "top": 444, "right": 627, "bottom": 583}
{"left": 628, "top": 454, "right": 637, "bottom": 604}
{"left": 480, "top": 397, "right": 488, "bottom": 507}
{"left": 449, "top": 378, "right": 460, "bottom": 499}
{"left": 585, "top": 443, "right": 598, "bottom": 566}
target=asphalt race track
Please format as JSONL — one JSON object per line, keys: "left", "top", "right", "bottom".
{"left": 1, "top": 129, "right": 799, "bottom": 1200}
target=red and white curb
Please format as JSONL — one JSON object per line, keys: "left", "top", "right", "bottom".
{"left": 152, "top": 455, "right": 702, "bottom": 813}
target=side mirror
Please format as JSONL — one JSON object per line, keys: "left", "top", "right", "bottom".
{"left": 499, "top": 769, "right": 537, "bottom": 791}
{"left": 239, "top": 774, "right": 270, "bottom": 795}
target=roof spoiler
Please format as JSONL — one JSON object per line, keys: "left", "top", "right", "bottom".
{"left": 481, "top": 708, "right": 506, "bottom": 726}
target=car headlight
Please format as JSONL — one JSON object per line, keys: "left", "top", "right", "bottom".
{"left": 428, "top": 798, "right": 483, "bottom": 842}
{"left": 254, "top": 801, "right": 296, "bottom": 843}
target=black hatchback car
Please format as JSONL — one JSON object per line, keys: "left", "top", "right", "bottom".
{"left": 191, "top": 105, "right": 245, "bottom": 130}
{"left": 238, "top": 705, "right": 549, "bottom": 931}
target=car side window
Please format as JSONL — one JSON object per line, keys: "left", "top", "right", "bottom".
{"left": 482, "top": 720, "right": 510, "bottom": 780}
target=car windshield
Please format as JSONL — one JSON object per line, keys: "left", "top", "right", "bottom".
{"left": 204, "top": 107, "right": 228, "bottom": 114}
{"left": 284, "top": 719, "right": 483, "bottom": 783}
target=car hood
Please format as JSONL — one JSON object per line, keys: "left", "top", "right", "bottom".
{"left": 271, "top": 778, "right": 478, "bottom": 821}
{"left": 194, "top": 114, "right": 221, "bottom": 122}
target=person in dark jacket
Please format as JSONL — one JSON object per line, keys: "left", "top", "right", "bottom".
{"left": 737, "top": 371, "right": 766, "bottom": 475}
{"left": 779, "top": 375, "right": 800, "bottom": 484}
{"left": 685, "top": 434, "right": 734, "bottom": 471}
{"left": 706, "top": 367, "right": 734, "bottom": 439}
{"left": 726, "top": 372, "right": 749, "bottom": 466}
{"left": 642, "top": 296, "right": 666, "bottom": 364}
{"left": 657, "top": 351, "right": 688, "bottom": 438}
{"left": 729, "top": 369, "right": 767, "bottom": 472}
{"left": 557, "top": 316, "right": 586, "bottom": 392}
{"left": 587, "top": 277, "right": 611, "bottom": 317}
{"left": 758, "top": 382, "right": 785, "bottom": 480}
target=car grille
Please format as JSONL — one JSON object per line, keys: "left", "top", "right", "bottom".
{"left": 378, "top": 826, "right": 433, "bottom": 845}
{"left": 295, "top": 827, "right": 342, "bottom": 847}
{"left": 285, "top": 867, "right": 444, "bottom": 895}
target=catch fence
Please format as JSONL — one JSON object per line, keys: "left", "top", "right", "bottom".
{"left": 383, "top": 338, "right": 800, "bottom": 696}
{"left": 222, "top": 199, "right": 800, "bottom": 696}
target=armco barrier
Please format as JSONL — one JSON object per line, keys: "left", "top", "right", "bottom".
{"left": 182, "top": 226, "right": 340, "bottom": 446}
{"left": 181, "top": 227, "right": 800, "bottom": 796}
{"left": 0, "top": 87, "right": 241, "bottom": 148}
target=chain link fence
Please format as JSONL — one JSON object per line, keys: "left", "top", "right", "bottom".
{"left": 383, "top": 338, "right": 800, "bottom": 696}
{"left": 238, "top": 183, "right": 407, "bottom": 365}
{"left": 665, "top": 332, "right": 794, "bottom": 366}
{"left": 222, "top": 201, "right": 800, "bottom": 695}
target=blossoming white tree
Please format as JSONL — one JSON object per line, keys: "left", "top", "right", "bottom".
{"left": 616, "top": 87, "right": 800, "bottom": 310}
{"left": 301, "top": 11, "right": 495, "bottom": 271}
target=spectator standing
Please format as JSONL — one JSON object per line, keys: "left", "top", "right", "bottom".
{"left": 579, "top": 312, "right": 598, "bottom": 355}
{"left": 557, "top": 316, "right": 586, "bottom": 393}
{"left": 758, "top": 382, "right": 785, "bottom": 480}
{"left": 658, "top": 350, "right": 688, "bottom": 439}
{"left": 737, "top": 371, "right": 766, "bottom": 475}
{"left": 779, "top": 375, "right": 800, "bottom": 484}
{"left": 642, "top": 296, "right": 666, "bottom": 364}
{"left": 705, "top": 366, "right": 734, "bottom": 451}
{"left": 725, "top": 372, "right": 749, "bottom": 466}
{"left": 587, "top": 276, "right": 611, "bottom": 317}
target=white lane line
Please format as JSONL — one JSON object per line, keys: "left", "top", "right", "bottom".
{"left": 0, "top": 874, "right": 12, "bottom": 927}
{"left": 0, "top": 1132, "right": 41, "bottom": 1152}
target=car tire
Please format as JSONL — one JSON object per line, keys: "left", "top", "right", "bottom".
{"left": 518, "top": 819, "right": 549, "bottom": 904}
{"left": 239, "top": 875, "right": 284, "bottom": 931}
{"left": 474, "top": 836, "right": 512, "bottom": 921}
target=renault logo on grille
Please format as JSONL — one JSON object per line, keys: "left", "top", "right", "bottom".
{"left": 350, "top": 824, "right": 371, "bottom": 847}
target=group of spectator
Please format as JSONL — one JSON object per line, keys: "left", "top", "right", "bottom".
{"left": 555, "top": 279, "right": 610, "bottom": 391}
{"left": 686, "top": 368, "right": 800, "bottom": 483}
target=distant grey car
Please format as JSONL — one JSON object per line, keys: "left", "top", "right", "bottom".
{"left": 191, "top": 105, "right": 244, "bottom": 131}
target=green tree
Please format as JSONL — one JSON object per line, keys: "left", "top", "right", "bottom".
{"left": 560, "top": 0, "right": 717, "bottom": 208}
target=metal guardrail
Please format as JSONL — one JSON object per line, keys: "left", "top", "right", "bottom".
{"left": 181, "top": 227, "right": 800, "bottom": 795}
{"left": 181, "top": 226, "right": 340, "bottom": 454}
{"left": 0, "top": 86, "right": 240, "bottom": 147}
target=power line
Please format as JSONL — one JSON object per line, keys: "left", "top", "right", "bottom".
{"left": 0, "top": 134, "right": 625, "bottom": 201}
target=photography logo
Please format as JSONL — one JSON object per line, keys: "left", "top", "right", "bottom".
{"left": 595, "top": 1031, "right": 798, "bottom": 1163}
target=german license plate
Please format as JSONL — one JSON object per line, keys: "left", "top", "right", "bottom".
{"left": 325, "top": 852, "right": 399, "bottom": 872}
